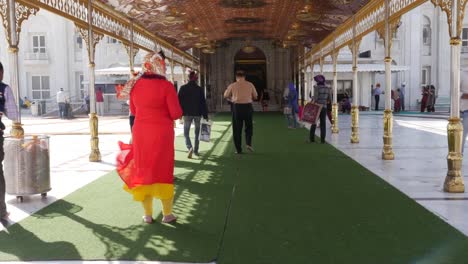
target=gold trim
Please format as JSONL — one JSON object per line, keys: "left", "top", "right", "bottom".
{"left": 0, "top": 0, "right": 38, "bottom": 48}
{"left": 444, "top": 117, "right": 465, "bottom": 192}
{"left": 8, "top": 46, "right": 18, "bottom": 53}
{"left": 10, "top": 122, "right": 24, "bottom": 138}
{"left": 431, "top": 0, "right": 468, "bottom": 38}
{"left": 384, "top": 57, "right": 392, "bottom": 62}
{"left": 304, "top": 0, "right": 424, "bottom": 61}
{"left": 382, "top": 109, "right": 394, "bottom": 160}
{"left": 350, "top": 106, "right": 359, "bottom": 143}
{"left": 89, "top": 113, "right": 101, "bottom": 162}
{"left": 331, "top": 103, "right": 339, "bottom": 134}
{"left": 450, "top": 37, "right": 462, "bottom": 46}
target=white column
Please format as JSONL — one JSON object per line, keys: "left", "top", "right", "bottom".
{"left": 8, "top": 0, "right": 20, "bottom": 124}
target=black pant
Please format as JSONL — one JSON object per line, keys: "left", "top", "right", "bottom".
{"left": 232, "top": 103, "right": 253, "bottom": 153}
{"left": 129, "top": 115, "right": 135, "bottom": 131}
{"left": 375, "top": 95, "right": 380, "bottom": 111}
{"left": 310, "top": 108, "right": 327, "bottom": 143}
{"left": 0, "top": 131, "right": 6, "bottom": 218}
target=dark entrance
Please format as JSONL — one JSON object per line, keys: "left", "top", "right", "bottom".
{"left": 234, "top": 47, "right": 266, "bottom": 101}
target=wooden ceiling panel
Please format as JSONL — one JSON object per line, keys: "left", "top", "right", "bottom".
{"left": 98, "top": 0, "right": 370, "bottom": 50}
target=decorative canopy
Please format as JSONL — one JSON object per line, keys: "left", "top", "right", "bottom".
{"left": 98, "top": 0, "right": 369, "bottom": 51}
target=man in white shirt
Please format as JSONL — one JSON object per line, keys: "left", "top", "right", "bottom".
{"left": 56, "top": 88, "right": 67, "bottom": 119}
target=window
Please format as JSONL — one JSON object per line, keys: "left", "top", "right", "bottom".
{"left": 422, "top": 66, "right": 431, "bottom": 86}
{"left": 32, "top": 35, "right": 46, "bottom": 53}
{"left": 31, "top": 76, "right": 50, "bottom": 100}
{"left": 75, "top": 35, "right": 83, "bottom": 50}
{"left": 463, "top": 28, "right": 468, "bottom": 48}
{"left": 423, "top": 26, "right": 431, "bottom": 46}
{"left": 76, "top": 73, "right": 84, "bottom": 99}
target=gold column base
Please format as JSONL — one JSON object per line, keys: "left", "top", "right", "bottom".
{"left": 331, "top": 103, "right": 339, "bottom": 134}
{"left": 10, "top": 122, "right": 24, "bottom": 138}
{"left": 350, "top": 106, "right": 359, "bottom": 143}
{"left": 89, "top": 113, "right": 101, "bottom": 162}
{"left": 444, "top": 118, "right": 464, "bottom": 193}
{"left": 382, "top": 109, "right": 394, "bottom": 160}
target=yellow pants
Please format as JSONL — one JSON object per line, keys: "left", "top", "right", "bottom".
{"left": 142, "top": 195, "right": 173, "bottom": 216}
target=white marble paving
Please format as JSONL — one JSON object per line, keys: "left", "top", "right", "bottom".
{"left": 311, "top": 113, "right": 468, "bottom": 235}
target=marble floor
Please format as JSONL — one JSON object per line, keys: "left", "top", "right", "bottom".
{"left": 312, "top": 112, "right": 468, "bottom": 235}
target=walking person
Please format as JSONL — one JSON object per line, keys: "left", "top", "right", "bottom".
{"left": 285, "top": 83, "right": 299, "bottom": 129}
{"left": 400, "top": 82, "right": 406, "bottom": 111}
{"left": 428, "top": 85, "right": 437, "bottom": 112}
{"left": 56, "top": 88, "right": 67, "bottom": 119}
{"left": 420, "top": 86, "right": 429, "bottom": 112}
{"left": 96, "top": 87, "right": 104, "bottom": 116}
{"left": 178, "top": 71, "right": 208, "bottom": 158}
{"left": 116, "top": 51, "right": 182, "bottom": 224}
{"left": 0, "top": 62, "right": 19, "bottom": 225}
{"left": 309, "top": 75, "right": 330, "bottom": 144}
{"left": 224, "top": 70, "right": 258, "bottom": 154}
{"left": 374, "top": 83, "right": 382, "bottom": 111}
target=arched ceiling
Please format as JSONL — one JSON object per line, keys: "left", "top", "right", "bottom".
{"left": 98, "top": 0, "right": 369, "bottom": 51}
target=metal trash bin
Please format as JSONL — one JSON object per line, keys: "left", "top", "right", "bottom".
{"left": 4, "top": 135, "right": 51, "bottom": 202}
{"left": 30, "top": 102, "right": 39, "bottom": 116}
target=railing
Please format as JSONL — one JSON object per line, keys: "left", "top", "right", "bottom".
{"left": 17, "top": 0, "right": 198, "bottom": 66}
{"left": 302, "top": 0, "right": 427, "bottom": 64}
{"left": 25, "top": 52, "right": 49, "bottom": 60}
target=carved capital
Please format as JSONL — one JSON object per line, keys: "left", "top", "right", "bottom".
{"left": 75, "top": 24, "right": 103, "bottom": 62}
{"left": 0, "top": 0, "right": 38, "bottom": 47}
{"left": 376, "top": 17, "right": 401, "bottom": 50}
{"left": 431, "top": 0, "right": 468, "bottom": 38}
{"left": 347, "top": 38, "right": 362, "bottom": 55}
{"left": 123, "top": 43, "right": 140, "bottom": 63}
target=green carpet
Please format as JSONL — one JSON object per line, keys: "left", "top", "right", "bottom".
{"left": 1, "top": 113, "right": 468, "bottom": 263}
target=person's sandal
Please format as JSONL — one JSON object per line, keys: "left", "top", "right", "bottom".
{"left": 142, "top": 215, "right": 153, "bottom": 224}
{"left": 162, "top": 214, "right": 177, "bottom": 223}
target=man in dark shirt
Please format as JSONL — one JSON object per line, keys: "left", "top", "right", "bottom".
{"left": 178, "top": 71, "right": 208, "bottom": 158}
{"left": 310, "top": 74, "right": 331, "bottom": 143}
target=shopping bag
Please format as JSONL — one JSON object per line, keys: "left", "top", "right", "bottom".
{"left": 301, "top": 102, "right": 323, "bottom": 124}
{"left": 200, "top": 119, "right": 212, "bottom": 142}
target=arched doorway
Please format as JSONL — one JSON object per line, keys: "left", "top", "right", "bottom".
{"left": 234, "top": 47, "right": 266, "bottom": 101}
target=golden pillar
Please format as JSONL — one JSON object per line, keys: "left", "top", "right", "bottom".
{"left": 382, "top": 109, "right": 394, "bottom": 160}
{"left": 429, "top": 0, "right": 468, "bottom": 192}
{"left": 89, "top": 112, "right": 101, "bottom": 161}
{"left": 445, "top": 117, "right": 464, "bottom": 192}
{"left": 332, "top": 103, "right": 339, "bottom": 134}
{"left": 351, "top": 106, "right": 360, "bottom": 143}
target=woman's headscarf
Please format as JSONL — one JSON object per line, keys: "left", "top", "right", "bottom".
{"left": 314, "top": 74, "right": 326, "bottom": 85}
{"left": 120, "top": 51, "right": 166, "bottom": 98}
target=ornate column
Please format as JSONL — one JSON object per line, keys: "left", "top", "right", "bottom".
{"left": 0, "top": 0, "right": 38, "bottom": 137}
{"left": 76, "top": 0, "right": 104, "bottom": 162}
{"left": 170, "top": 48, "right": 175, "bottom": 84}
{"left": 349, "top": 17, "right": 362, "bottom": 143}
{"left": 331, "top": 44, "right": 339, "bottom": 134}
{"left": 123, "top": 20, "right": 139, "bottom": 75}
{"left": 430, "top": 0, "right": 468, "bottom": 193}
{"left": 377, "top": 0, "right": 401, "bottom": 160}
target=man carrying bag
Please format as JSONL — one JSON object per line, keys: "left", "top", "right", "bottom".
{"left": 308, "top": 75, "right": 330, "bottom": 144}
{"left": 178, "top": 71, "right": 209, "bottom": 158}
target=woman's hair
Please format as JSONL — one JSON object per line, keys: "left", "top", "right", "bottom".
{"left": 158, "top": 50, "right": 166, "bottom": 60}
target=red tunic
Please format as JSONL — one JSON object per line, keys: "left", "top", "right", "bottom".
{"left": 118, "top": 75, "right": 182, "bottom": 188}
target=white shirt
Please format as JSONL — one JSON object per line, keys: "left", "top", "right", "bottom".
{"left": 56, "top": 91, "right": 67, "bottom": 103}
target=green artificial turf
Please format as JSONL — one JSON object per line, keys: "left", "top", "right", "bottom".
{"left": 1, "top": 113, "right": 468, "bottom": 264}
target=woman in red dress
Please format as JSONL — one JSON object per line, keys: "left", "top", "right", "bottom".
{"left": 117, "top": 51, "right": 182, "bottom": 224}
